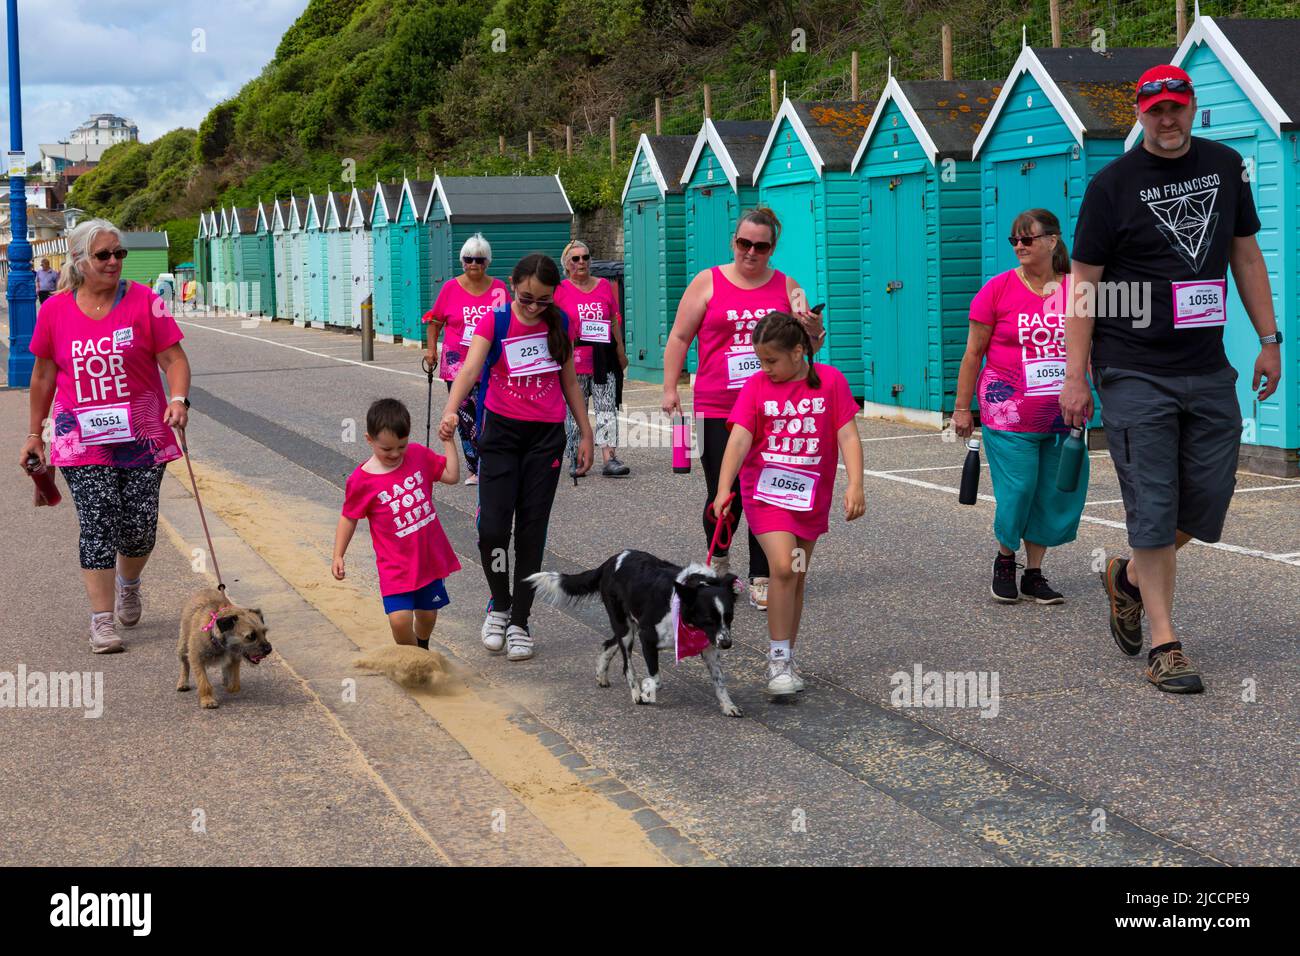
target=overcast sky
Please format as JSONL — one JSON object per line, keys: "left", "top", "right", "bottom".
{"left": 0, "top": 0, "right": 307, "bottom": 163}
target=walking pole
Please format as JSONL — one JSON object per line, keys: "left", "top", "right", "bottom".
{"left": 421, "top": 355, "right": 434, "bottom": 446}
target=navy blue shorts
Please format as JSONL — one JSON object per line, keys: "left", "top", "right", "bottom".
{"left": 382, "top": 579, "right": 450, "bottom": 614}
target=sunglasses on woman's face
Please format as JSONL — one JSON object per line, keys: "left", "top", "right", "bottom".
{"left": 1007, "top": 233, "right": 1050, "bottom": 247}
{"left": 91, "top": 249, "right": 129, "bottom": 262}
{"left": 735, "top": 237, "right": 772, "bottom": 254}
{"left": 462, "top": 256, "right": 486, "bottom": 265}
{"left": 1136, "top": 78, "right": 1192, "bottom": 100}
{"left": 569, "top": 253, "right": 590, "bottom": 263}
{"left": 515, "top": 292, "right": 553, "bottom": 309}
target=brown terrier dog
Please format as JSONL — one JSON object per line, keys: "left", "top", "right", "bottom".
{"left": 176, "top": 589, "right": 272, "bottom": 709}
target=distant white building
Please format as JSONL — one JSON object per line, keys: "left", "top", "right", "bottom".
{"left": 38, "top": 143, "right": 110, "bottom": 180}
{"left": 70, "top": 113, "right": 138, "bottom": 146}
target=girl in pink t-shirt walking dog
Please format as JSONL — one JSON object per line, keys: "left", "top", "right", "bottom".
{"left": 714, "top": 313, "right": 865, "bottom": 696}
{"left": 333, "top": 398, "right": 462, "bottom": 649}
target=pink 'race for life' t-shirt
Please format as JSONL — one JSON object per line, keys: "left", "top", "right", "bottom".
{"left": 29, "top": 283, "right": 184, "bottom": 468}
{"left": 424, "top": 277, "right": 509, "bottom": 381}
{"left": 556, "top": 277, "right": 620, "bottom": 377}
{"left": 727, "top": 364, "right": 858, "bottom": 539}
{"left": 969, "top": 270, "right": 1070, "bottom": 434}
{"left": 342, "top": 443, "right": 462, "bottom": 596}
{"left": 474, "top": 307, "right": 567, "bottom": 423}
{"left": 693, "top": 267, "right": 791, "bottom": 419}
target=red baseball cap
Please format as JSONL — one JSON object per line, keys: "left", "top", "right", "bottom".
{"left": 1136, "top": 65, "right": 1193, "bottom": 112}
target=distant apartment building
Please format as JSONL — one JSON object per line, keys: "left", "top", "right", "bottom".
{"left": 70, "top": 113, "right": 138, "bottom": 146}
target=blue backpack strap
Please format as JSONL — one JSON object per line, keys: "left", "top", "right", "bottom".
{"left": 474, "top": 306, "right": 513, "bottom": 436}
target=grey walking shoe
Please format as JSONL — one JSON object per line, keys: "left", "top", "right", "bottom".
{"left": 601, "top": 456, "right": 630, "bottom": 477}
{"left": 115, "top": 576, "right": 143, "bottom": 627}
{"left": 90, "top": 612, "right": 124, "bottom": 654}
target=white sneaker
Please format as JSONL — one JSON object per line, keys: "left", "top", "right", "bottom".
{"left": 465, "top": 474, "right": 479, "bottom": 485}
{"left": 89, "top": 612, "right": 124, "bottom": 654}
{"left": 481, "top": 610, "right": 509, "bottom": 653}
{"left": 767, "top": 659, "right": 797, "bottom": 696}
{"left": 748, "top": 577, "right": 769, "bottom": 612}
{"left": 115, "top": 575, "right": 143, "bottom": 627}
{"left": 789, "top": 660, "right": 806, "bottom": 693}
{"left": 506, "top": 624, "right": 534, "bottom": 661}
{"left": 709, "top": 554, "right": 730, "bottom": 577}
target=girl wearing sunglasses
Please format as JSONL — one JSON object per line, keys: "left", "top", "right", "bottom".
{"left": 662, "top": 207, "right": 823, "bottom": 612}
{"left": 422, "top": 233, "right": 509, "bottom": 485}
{"left": 439, "top": 254, "right": 593, "bottom": 662}
{"left": 556, "top": 240, "right": 630, "bottom": 477}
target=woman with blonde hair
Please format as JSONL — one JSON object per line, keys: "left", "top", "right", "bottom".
{"left": 555, "top": 239, "right": 629, "bottom": 477}
{"left": 20, "top": 218, "right": 193, "bottom": 653}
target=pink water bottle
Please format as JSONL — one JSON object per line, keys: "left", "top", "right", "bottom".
{"left": 672, "top": 413, "right": 691, "bottom": 474}
{"left": 26, "top": 455, "right": 62, "bottom": 507}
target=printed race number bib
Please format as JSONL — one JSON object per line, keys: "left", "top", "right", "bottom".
{"left": 76, "top": 403, "right": 133, "bottom": 445}
{"left": 503, "top": 333, "right": 560, "bottom": 377}
{"left": 754, "top": 465, "right": 817, "bottom": 512}
{"left": 1172, "top": 279, "right": 1227, "bottom": 329}
{"left": 460, "top": 314, "right": 479, "bottom": 346}
{"left": 580, "top": 317, "right": 611, "bottom": 343}
{"left": 727, "top": 348, "right": 762, "bottom": 389}
{"left": 1022, "top": 358, "right": 1066, "bottom": 396}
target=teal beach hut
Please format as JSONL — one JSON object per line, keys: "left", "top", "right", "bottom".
{"left": 288, "top": 196, "right": 308, "bottom": 326}
{"left": 851, "top": 77, "right": 999, "bottom": 423}
{"left": 304, "top": 193, "right": 328, "bottom": 328}
{"left": 423, "top": 175, "right": 575, "bottom": 289}
{"left": 369, "top": 182, "right": 405, "bottom": 342}
{"left": 323, "top": 190, "right": 352, "bottom": 328}
{"left": 753, "top": 98, "right": 876, "bottom": 396}
{"left": 621, "top": 134, "right": 695, "bottom": 382}
{"left": 251, "top": 201, "right": 276, "bottom": 317}
{"left": 215, "top": 208, "right": 233, "bottom": 310}
{"left": 347, "top": 187, "right": 374, "bottom": 330}
{"left": 1139, "top": 15, "right": 1300, "bottom": 475}
{"left": 396, "top": 178, "right": 436, "bottom": 345}
{"left": 972, "top": 44, "right": 1173, "bottom": 282}
{"left": 230, "top": 206, "right": 271, "bottom": 315}
{"left": 680, "top": 120, "right": 767, "bottom": 279}
{"left": 272, "top": 199, "right": 293, "bottom": 321}
{"left": 193, "top": 212, "right": 210, "bottom": 294}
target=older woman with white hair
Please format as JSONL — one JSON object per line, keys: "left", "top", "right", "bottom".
{"left": 19, "top": 218, "right": 192, "bottom": 654}
{"left": 423, "top": 232, "right": 509, "bottom": 484}
{"left": 555, "top": 239, "right": 629, "bottom": 477}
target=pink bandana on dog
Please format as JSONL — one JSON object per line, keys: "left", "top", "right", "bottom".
{"left": 670, "top": 591, "right": 711, "bottom": 661}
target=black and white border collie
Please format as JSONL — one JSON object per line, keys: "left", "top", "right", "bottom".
{"left": 527, "top": 550, "right": 743, "bottom": 717}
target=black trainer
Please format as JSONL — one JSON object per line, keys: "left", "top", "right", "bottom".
{"left": 991, "top": 553, "right": 1021, "bottom": 603}
{"left": 1020, "top": 568, "right": 1064, "bottom": 605}
{"left": 601, "top": 456, "right": 630, "bottom": 477}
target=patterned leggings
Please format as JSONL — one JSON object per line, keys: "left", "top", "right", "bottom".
{"left": 60, "top": 464, "right": 168, "bottom": 570}
{"left": 565, "top": 373, "right": 618, "bottom": 464}
{"left": 445, "top": 380, "right": 479, "bottom": 476}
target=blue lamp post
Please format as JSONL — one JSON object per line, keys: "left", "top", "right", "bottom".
{"left": 5, "top": 0, "right": 34, "bottom": 388}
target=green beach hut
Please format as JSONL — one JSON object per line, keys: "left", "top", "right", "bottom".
{"left": 347, "top": 187, "right": 374, "bottom": 330}
{"left": 271, "top": 199, "right": 293, "bottom": 321}
{"left": 288, "top": 196, "right": 309, "bottom": 326}
{"left": 851, "top": 77, "right": 999, "bottom": 423}
{"left": 621, "top": 134, "right": 695, "bottom": 382}
{"left": 120, "top": 231, "right": 169, "bottom": 290}
{"left": 370, "top": 182, "right": 406, "bottom": 342}
{"left": 753, "top": 98, "right": 876, "bottom": 397}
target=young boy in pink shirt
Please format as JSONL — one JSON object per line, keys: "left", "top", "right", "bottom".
{"left": 714, "top": 313, "right": 865, "bottom": 696}
{"left": 333, "top": 398, "right": 462, "bottom": 649}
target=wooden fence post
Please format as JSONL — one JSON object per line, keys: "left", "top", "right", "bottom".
{"left": 1050, "top": 0, "right": 1061, "bottom": 47}
{"left": 703, "top": 83, "right": 712, "bottom": 119}
{"left": 527, "top": 131, "right": 534, "bottom": 159}
{"left": 655, "top": 97, "right": 662, "bottom": 135}
{"left": 498, "top": 134, "right": 505, "bottom": 156}
{"left": 1177, "top": 0, "right": 1187, "bottom": 42}
{"left": 851, "top": 51, "right": 859, "bottom": 101}
{"left": 609, "top": 116, "right": 616, "bottom": 170}
{"left": 942, "top": 25, "right": 953, "bottom": 81}
{"left": 770, "top": 70, "right": 778, "bottom": 116}
{"left": 566, "top": 125, "right": 573, "bottom": 159}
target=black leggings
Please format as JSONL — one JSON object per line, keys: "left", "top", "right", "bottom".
{"left": 700, "top": 417, "right": 769, "bottom": 579}
{"left": 445, "top": 380, "right": 479, "bottom": 476}
{"left": 60, "top": 463, "right": 167, "bottom": 570}
{"left": 476, "top": 410, "right": 566, "bottom": 627}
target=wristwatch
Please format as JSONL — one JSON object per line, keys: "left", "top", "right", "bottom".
{"left": 1260, "top": 331, "right": 1283, "bottom": 345}
{"left": 170, "top": 396, "right": 191, "bottom": 408}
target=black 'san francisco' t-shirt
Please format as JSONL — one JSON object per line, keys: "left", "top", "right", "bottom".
{"left": 1072, "top": 137, "right": 1261, "bottom": 376}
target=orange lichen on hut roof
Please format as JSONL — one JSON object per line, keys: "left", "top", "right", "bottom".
{"left": 1070, "top": 81, "right": 1139, "bottom": 130}
{"left": 808, "top": 103, "right": 875, "bottom": 138}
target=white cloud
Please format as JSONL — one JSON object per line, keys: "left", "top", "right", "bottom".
{"left": 0, "top": 0, "right": 307, "bottom": 162}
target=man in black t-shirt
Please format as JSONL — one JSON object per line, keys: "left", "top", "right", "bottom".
{"left": 1061, "top": 64, "right": 1283, "bottom": 695}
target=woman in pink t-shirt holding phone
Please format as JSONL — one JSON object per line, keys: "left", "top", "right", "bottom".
{"left": 953, "top": 208, "right": 1089, "bottom": 606}
{"left": 662, "top": 207, "right": 824, "bottom": 613}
